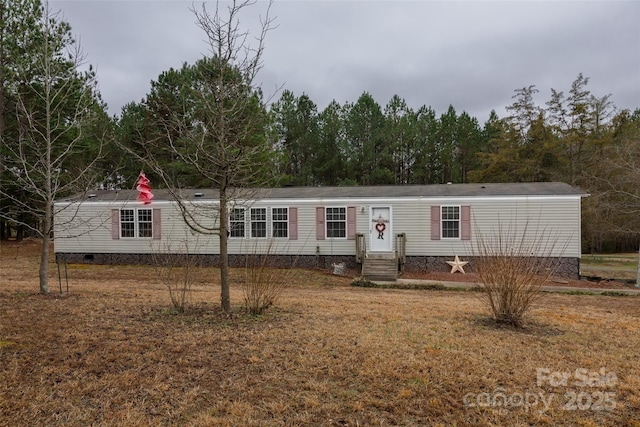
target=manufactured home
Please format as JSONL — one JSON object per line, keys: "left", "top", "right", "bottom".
{"left": 54, "top": 182, "right": 587, "bottom": 280}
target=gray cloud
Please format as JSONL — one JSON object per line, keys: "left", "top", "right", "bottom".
{"left": 54, "top": 0, "right": 640, "bottom": 123}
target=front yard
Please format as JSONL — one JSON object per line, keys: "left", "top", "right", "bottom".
{"left": 1, "top": 241, "right": 638, "bottom": 426}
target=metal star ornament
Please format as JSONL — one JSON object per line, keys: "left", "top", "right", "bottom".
{"left": 446, "top": 255, "right": 468, "bottom": 274}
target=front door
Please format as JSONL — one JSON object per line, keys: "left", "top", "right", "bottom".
{"left": 370, "top": 207, "right": 392, "bottom": 252}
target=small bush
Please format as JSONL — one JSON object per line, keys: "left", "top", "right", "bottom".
{"left": 243, "top": 241, "right": 291, "bottom": 315}
{"left": 350, "top": 276, "right": 375, "bottom": 287}
{"left": 152, "top": 255, "right": 195, "bottom": 313}
{"left": 151, "top": 237, "right": 200, "bottom": 313}
{"left": 473, "top": 221, "right": 566, "bottom": 327}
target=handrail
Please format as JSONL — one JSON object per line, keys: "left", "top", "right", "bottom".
{"left": 355, "top": 233, "right": 366, "bottom": 264}
{"left": 396, "top": 233, "right": 407, "bottom": 273}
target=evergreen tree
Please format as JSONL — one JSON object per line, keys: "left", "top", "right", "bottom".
{"left": 455, "top": 112, "right": 483, "bottom": 183}
{"left": 435, "top": 105, "right": 459, "bottom": 183}
{"left": 383, "top": 95, "right": 416, "bottom": 184}
{"left": 412, "top": 105, "right": 439, "bottom": 184}
{"left": 316, "top": 100, "right": 347, "bottom": 185}
{"left": 343, "top": 92, "right": 387, "bottom": 184}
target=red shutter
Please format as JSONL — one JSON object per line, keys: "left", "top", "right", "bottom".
{"left": 347, "top": 206, "right": 356, "bottom": 240}
{"left": 430, "top": 206, "right": 440, "bottom": 240}
{"left": 111, "top": 209, "right": 120, "bottom": 240}
{"left": 461, "top": 206, "right": 471, "bottom": 240}
{"left": 153, "top": 209, "right": 161, "bottom": 240}
{"left": 316, "top": 207, "right": 325, "bottom": 240}
{"left": 289, "top": 207, "right": 298, "bottom": 240}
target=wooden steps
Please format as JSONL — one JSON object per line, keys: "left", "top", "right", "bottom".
{"left": 362, "top": 253, "right": 398, "bottom": 281}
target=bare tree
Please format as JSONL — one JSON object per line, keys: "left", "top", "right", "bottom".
{"left": 0, "top": 2, "right": 107, "bottom": 293}
{"left": 582, "top": 110, "right": 640, "bottom": 286}
{"left": 121, "top": 0, "right": 278, "bottom": 312}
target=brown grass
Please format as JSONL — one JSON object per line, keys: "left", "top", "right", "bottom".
{"left": 1, "top": 241, "right": 639, "bottom": 426}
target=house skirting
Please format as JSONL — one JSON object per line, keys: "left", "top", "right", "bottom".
{"left": 55, "top": 253, "right": 581, "bottom": 279}
{"left": 54, "top": 253, "right": 359, "bottom": 270}
{"left": 403, "top": 256, "right": 580, "bottom": 279}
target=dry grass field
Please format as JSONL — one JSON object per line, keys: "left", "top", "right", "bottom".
{"left": 1, "top": 241, "right": 639, "bottom": 426}
{"left": 581, "top": 253, "right": 639, "bottom": 282}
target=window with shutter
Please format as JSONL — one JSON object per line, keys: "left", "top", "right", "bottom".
{"left": 272, "top": 207, "right": 288, "bottom": 238}
{"left": 117, "top": 208, "right": 154, "bottom": 239}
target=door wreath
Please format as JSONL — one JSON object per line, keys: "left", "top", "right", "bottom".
{"left": 375, "top": 219, "right": 386, "bottom": 239}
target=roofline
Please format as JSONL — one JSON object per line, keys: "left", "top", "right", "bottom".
{"left": 55, "top": 182, "right": 588, "bottom": 204}
{"left": 55, "top": 193, "right": 586, "bottom": 207}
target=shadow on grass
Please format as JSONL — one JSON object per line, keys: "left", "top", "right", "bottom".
{"left": 468, "top": 315, "right": 565, "bottom": 337}
{"left": 139, "top": 302, "right": 294, "bottom": 327}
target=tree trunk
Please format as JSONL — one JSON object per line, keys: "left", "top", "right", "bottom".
{"left": 219, "top": 183, "right": 231, "bottom": 312}
{"left": 39, "top": 202, "right": 51, "bottom": 294}
{"left": 0, "top": 71, "right": 5, "bottom": 144}
{"left": 636, "top": 242, "right": 640, "bottom": 288}
{"left": 0, "top": 0, "right": 5, "bottom": 144}
{"left": 0, "top": 46, "right": 5, "bottom": 211}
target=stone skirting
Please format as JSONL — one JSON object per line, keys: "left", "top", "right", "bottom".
{"left": 55, "top": 253, "right": 581, "bottom": 279}
{"left": 55, "top": 252, "right": 359, "bottom": 271}
{"left": 404, "top": 255, "right": 580, "bottom": 279}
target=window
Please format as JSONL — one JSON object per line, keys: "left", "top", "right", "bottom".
{"left": 230, "top": 208, "right": 245, "bottom": 238}
{"left": 230, "top": 206, "right": 294, "bottom": 239}
{"left": 120, "top": 208, "right": 153, "bottom": 238}
{"left": 137, "top": 209, "right": 153, "bottom": 237}
{"left": 272, "top": 208, "right": 288, "bottom": 238}
{"left": 326, "top": 207, "right": 346, "bottom": 238}
{"left": 120, "top": 209, "right": 135, "bottom": 238}
{"left": 441, "top": 206, "right": 460, "bottom": 239}
{"left": 251, "top": 208, "right": 267, "bottom": 238}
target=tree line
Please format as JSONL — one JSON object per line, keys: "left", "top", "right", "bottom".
{"left": 1, "top": 0, "right": 639, "bottom": 266}
{"left": 267, "top": 83, "right": 639, "bottom": 253}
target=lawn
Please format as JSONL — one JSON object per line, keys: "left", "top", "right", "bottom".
{"left": 581, "top": 253, "right": 639, "bottom": 282}
{"left": 1, "top": 241, "right": 639, "bottom": 426}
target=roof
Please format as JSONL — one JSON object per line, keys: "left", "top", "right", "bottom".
{"left": 58, "top": 182, "right": 587, "bottom": 203}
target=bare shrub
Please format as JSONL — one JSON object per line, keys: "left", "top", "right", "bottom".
{"left": 473, "top": 221, "right": 567, "bottom": 327}
{"left": 151, "top": 237, "right": 201, "bottom": 313}
{"left": 243, "top": 240, "right": 292, "bottom": 315}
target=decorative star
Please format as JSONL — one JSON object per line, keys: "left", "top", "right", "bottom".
{"left": 446, "top": 255, "right": 468, "bottom": 274}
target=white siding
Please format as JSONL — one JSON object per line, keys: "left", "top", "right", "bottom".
{"left": 54, "top": 195, "right": 582, "bottom": 258}
{"left": 54, "top": 201, "right": 218, "bottom": 254}
{"left": 390, "top": 197, "right": 582, "bottom": 258}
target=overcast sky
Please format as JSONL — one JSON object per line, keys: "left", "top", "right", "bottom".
{"left": 52, "top": 0, "right": 640, "bottom": 123}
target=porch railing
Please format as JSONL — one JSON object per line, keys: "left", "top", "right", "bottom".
{"left": 355, "top": 233, "right": 366, "bottom": 263}
{"left": 396, "top": 233, "right": 407, "bottom": 273}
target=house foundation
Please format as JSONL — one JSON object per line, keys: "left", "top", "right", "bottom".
{"left": 55, "top": 253, "right": 581, "bottom": 279}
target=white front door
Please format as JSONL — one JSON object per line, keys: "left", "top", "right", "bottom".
{"left": 370, "top": 207, "right": 392, "bottom": 252}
